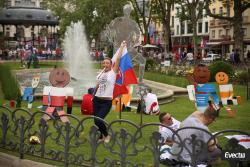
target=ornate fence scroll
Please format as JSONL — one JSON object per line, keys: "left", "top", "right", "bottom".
{"left": 0, "top": 106, "right": 249, "bottom": 167}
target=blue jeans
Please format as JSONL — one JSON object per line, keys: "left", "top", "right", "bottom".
{"left": 93, "top": 97, "right": 112, "bottom": 138}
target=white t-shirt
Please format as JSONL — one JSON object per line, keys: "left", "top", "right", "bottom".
{"left": 170, "top": 115, "right": 210, "bottom": 163}
{"left": 159, "top": 118, "right": 180, "bottom": 142}
{"left": 95, "top": 69, "right": 116, "bottom": 99}
{"left": 144, "top": 93, "right": 159, "bottom": 114}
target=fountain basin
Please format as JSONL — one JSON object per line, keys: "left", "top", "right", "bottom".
{"left": 15, "top": 69, "right": 187, "bottom": 106}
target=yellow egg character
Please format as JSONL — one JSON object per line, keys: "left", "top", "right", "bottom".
{"left": 215, "top": 72, "right": 229, "bottom": 85}
{"left": 215, "top": 72, "right": 233, "bottom": 105}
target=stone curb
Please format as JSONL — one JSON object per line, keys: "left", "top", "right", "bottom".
{"left": 0, "top": 152, "right": 56, "bottom": 167}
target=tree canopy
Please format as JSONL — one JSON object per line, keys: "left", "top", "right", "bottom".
{"left": 176, "top": 0, "right": 206, "bottom": 58}
{"left": 42, "top": 0, "right": 126, "bottom": 43}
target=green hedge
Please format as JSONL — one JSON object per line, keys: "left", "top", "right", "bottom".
{"left": 0, "top": 64, "right": 21, "bottom": 106}
{"left": 236, "top": 70, "right": 250, "bottom": 85}
{"left": 208, "top": 61, "right": 234, "bottom": 82}
{"left": 145, "top": 59, "right": 157, "bottom": 71}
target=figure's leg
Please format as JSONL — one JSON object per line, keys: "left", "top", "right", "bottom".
{"left": 27, "top": 95, "right": 34, "bottom": 109}
{"left": 42, "top": 107, "right": 55, "bottom": 121}
{"left": 93, "top": 97, "right": 112, "bottom": 138}
{"left": 57, "top": 109, "right": 69, "bottom": 123}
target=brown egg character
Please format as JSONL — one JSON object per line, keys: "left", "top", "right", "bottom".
{"left": 193, "top": 64, "right": 210, "bottom": 84}
{"left": 215, "top": 72, "right": 229, "bottom": 85}
{"left": 49, "top": 68, "right": 70, "bottom": 87}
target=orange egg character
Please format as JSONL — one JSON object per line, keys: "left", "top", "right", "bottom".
{"left": 215, "top": 72, "right": 229, "bottom": 85}
{"left": 215, "top": 71, "right": 234, "bottom": 105}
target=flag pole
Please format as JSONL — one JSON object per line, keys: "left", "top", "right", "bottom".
{"left": 140, "top": 99, "right": 143, "bottom": 126}
{"left": 119, "top": 96, "right": 122, "bottom": 123}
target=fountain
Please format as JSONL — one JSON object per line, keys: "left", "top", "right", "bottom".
{"left": 63, "top": 21, "right": 96, "bottom": 86}
{"left": 16, "top": 21, "right": 97, "bottom": 99}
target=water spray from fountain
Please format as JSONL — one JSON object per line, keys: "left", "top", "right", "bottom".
{"left": 63, "top": 21, "right": 96, "bottom": 88}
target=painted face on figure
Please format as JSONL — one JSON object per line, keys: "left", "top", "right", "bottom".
{"left": 102, "top": 59, "right": 112, "bottom": 72}
{"left": 193, "top": 65, "right": 210, "bottom": 84}
{"left": 215, "top": 72, "right": 229, "bottom": 85}
{"left": 31, "top": 75, "right": 40, "bottom": 88}
{"left": 49, "top": 68, "right": 70, "bottom": 87}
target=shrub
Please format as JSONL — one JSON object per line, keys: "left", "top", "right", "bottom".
{"left": 235, "top": 70, "right": 250, "bottom": 85}
{"left": 208, "top": 61, "right": 234, "bottom": 82}
{"left": 145, "top": 59, "right": 157, "bottom": 71}
{"left": 0, "top": 64, "right": 21, "bottom": 105}
{"left": 166, "top": 68, "right": 176, "bottom": 76}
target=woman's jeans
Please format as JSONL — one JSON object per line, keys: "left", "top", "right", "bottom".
{"left": 93, "top": 97, "right": 112, "bottom": 138}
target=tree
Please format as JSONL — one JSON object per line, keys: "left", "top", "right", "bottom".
{"left": 205, "top": 0, "right": 250, "bottom": 61}
{"left": 154, "top": 0, "right": 175, "bottom": 55}
{"left": 42, "top": 0, "right": 126, "bottom": 47}
{"left": 129, "top": 0, "right": 153, "bottom": 44}
{"left": 78, "top": 0, "right": 126, "bottom": 47}
{"left": 176, "top": 0, "right": 205, "bottom": 60}
{"left": 41, "top": 0, "right": 75, "bottom": 37}
{"left": 0, "top": 0, "right": 4, "bottom": 9}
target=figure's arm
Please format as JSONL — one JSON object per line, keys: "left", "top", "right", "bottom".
{"left": 113, "top": 41, "right": 127, "bottom": 73}
{"left": 211, "top": 86, "right": 220, "bottom": 105}
{"left": 66, "top": 88, "right": 74, "bottom": 114}
{"left": 186, "top": 73, "right": 195, "bottom": 85}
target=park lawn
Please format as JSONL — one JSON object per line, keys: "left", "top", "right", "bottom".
{"left": 144, "top": 71, "right": 189, "bottom": 88}
{"left": 0, "top": 61, "right": 249, "bottom": 166}
{"left": 3, "top": 84, "right": 248, "bottom": 167}
{"left": 1, "top": 92, "right": 249, "bottom": 167}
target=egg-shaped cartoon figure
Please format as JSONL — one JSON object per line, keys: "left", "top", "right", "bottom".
{"left": 42, "top": 68, "right": 73, "bottom": 122}
{"left": 22, "top": 75, "right": 40, "bottom": 109}
{"left": 49, "top": 68, "right": 70, "bottom": 87}
{"left": 193, "top": 64, "right": 210, "bottom": 84}
{"left": 187, "top": 64, "right": 219, "bottom": 112}
{"left": 215, "top": 72, "right": 234, "bottom": 105}
{"left": 215, "top": 72, "right": 229, "bottom": 85}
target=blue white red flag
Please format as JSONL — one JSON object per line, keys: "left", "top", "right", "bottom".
{"left": 112, "top": 47, "right": 138, "bottom": 98}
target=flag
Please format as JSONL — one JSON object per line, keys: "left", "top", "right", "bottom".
{"left": 112, "top": 47, "right": 138, "bottom": 98}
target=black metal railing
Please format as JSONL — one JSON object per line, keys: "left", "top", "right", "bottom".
{"left": 0, "top": 106, "right": 249, "bottom": 167}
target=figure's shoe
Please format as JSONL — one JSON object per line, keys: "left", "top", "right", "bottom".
{"left": 104, "top": 135, "right": 111, "bottom": 143}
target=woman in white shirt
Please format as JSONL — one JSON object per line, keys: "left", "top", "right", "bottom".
{"left": 93, "top": 41, "right": 126, "bottom": 143}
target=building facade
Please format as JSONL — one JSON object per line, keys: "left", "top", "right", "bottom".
{"left": 208, "top": 0, "right": 250, "bottom": 57}
{"left": 171, "top": 3, "right": 210, "bottom": 56}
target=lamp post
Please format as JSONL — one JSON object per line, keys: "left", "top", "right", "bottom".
{"left": 136, "top": 0, "right": 150, "bottom": 16}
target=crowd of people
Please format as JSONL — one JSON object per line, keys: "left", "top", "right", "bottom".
{"left": 0, "top": 46, "right": 63, "bottom": 62}
{"left": 229, "top": 49, "right": 250, "bottom": 64}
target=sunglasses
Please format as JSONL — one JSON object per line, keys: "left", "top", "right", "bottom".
{"left": 165, "top": 115, "right": 172, "bottom": 121}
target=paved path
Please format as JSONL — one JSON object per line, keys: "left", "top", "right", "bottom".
{"left": 0, "top": 152, "right": 56, "bottom": 167}
{"left": 144, "top": 79, "right": 187, "bottom": 95}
